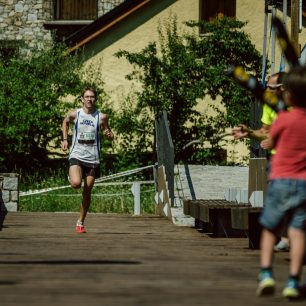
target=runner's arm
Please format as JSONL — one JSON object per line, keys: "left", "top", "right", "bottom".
{"left": 62, "top": 110, "right": 77, "bottom": 151}
{"left": 100, "top": 113, "right": 114, "bottom": 140}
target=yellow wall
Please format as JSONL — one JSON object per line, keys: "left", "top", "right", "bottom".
{"left": 81, "top": 0, "right": 306, "bottom": 163}
{"left": 83, "top": 0, "right": 198, "bottom": 103}
{"left": 237, "top": 0, "right": 306, "bottom": 74}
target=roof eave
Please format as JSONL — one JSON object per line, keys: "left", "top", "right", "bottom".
{"left": 66, "top": 0, "right": 152, "bottom": 53}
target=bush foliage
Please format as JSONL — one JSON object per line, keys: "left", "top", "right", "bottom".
{"left": 0, "top": 45, "right": 109, "bottom": 174}
{"left": 115, "top": 17, "right": 262, "bottom": 163}
{"left": 0, "top": 17, "right": 262, "bottom": 181}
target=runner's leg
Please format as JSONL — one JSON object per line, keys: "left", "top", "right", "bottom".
{"left": 69, "top": 165, "right": 82, "bottom": 189}
{"left": 79, "top": 175, "right": 95, "bottom": 223}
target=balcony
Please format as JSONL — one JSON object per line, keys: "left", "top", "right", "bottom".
{"left": 44, "top": 0, "right": 98, "bottom": 42}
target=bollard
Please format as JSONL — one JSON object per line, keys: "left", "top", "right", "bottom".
{"left": 131, "top": 182, "right": 141, "bottom": 215}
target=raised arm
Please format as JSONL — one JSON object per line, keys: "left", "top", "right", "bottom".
{"left": 232, "top": 123, "right": 270, "bottom": 142}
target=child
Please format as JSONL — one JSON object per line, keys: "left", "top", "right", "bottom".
{"left": 257, "top": 66, "right": 306, "bottom": 299}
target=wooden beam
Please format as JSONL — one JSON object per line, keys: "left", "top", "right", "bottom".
{"left": 291, "top": 0, "right": 300, "bottom": 56}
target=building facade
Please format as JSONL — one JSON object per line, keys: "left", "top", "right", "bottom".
{"left": 1, "top": 0, "right": 305, "bottom": 162}
{"left": 0, "top": 0, "right": 125, "bottom": 55}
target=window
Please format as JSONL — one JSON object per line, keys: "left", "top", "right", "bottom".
{"left": 200, "top": 0, "right": 236, "bottom": 22}
{"left": 55, "top": 0, "right": 98, "bottom": 20}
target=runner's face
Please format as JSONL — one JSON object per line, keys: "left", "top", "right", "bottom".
{"left": 82, "top": 90, "right": 96, "bottom": 109}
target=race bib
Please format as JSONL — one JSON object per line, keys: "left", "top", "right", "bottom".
{"left": 79, "top": 132, "right": 95, "bottom": 141}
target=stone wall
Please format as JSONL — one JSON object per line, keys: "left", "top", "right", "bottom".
{"left": 0, "top": 173, "right": 19, "bottom": 212}
{"left": 0, "top": 0, "right": 54, "bottom": 51}
{"left": 98, "top": 0, "right": 125, "bottom": 16}
{"left": 0, "top": 0, "right": 126, "bottom": 53}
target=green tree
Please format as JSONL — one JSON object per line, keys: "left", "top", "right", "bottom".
{"left": 0, "top": 45, "right": 106, "bottom": 172}
{"left": 115, "top": 17, "right": 262, "bottom": 163}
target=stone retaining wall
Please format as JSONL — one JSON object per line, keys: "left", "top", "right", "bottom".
{"left": 0, "top": 173, "right": 19, "bottom": 212}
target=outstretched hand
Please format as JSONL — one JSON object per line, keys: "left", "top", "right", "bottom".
{"left": 232, "top": 124, "right": 249, "bottom": 140}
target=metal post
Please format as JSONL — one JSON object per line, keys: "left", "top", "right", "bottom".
{"left": 299, "top": 0, "right": 303, "bottom": 32}
{"left": 131, "top": 182, "right": 141, "bottom": 215}
{"left": 280, "top": 0, "right": 287, "bottom": 71}
{"left": 271, "top": 5, "right": 277, "bottom": 74}
{"left": 153, "top": 162, "right": 158, "bottom": 193}
{"left": 262, "top": 1, "right": 269, "bottom": 82}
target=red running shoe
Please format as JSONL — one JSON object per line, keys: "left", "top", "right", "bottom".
{"left": 76, "top": 224, "right": 86, "bottom": 233}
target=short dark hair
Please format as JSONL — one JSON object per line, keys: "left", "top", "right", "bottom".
{"left": 283, "top": 66, "right": 306, "bottom": 107}
{"left": 82, "top": 87, "right": 97, "bottom": 99}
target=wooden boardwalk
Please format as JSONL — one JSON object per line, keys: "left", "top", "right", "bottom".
{"left": 0, "top": 212, "right": 305, "bottom": 306}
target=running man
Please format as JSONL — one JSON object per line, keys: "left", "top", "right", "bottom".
{"left": 62, "top": 87, "right": 114, "bottom": 233}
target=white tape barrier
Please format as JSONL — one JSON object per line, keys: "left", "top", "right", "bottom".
{"left": 30, "top": 189, "right": 154, "bottom": 197}
{"left": 20, "top": 165, "right": 155, "bottom": 197}
{"left": 20, "top": 184, "right": 71, "bottom": 197}
{"left": 95, "top": 165, "right": 154, "bottom": 183}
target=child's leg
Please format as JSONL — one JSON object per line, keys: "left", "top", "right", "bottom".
{"left": 282, "top": 227, "right": 305, "bottom": 299}
{"left": 288, "top": 227, "right": 305, "bottom": 277}
{"left": 257, "top": 228, "right": 277, "bottom": 296}
{"left": 260, "top": 228, "right": 277, "bottom": 268}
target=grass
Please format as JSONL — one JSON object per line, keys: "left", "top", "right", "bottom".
{"left": 19, "top": 169, "right": 156, "bottom": 214}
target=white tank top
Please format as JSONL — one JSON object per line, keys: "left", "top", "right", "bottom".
{"left": 69, "top": 108, "right": 101, "bottom": 165}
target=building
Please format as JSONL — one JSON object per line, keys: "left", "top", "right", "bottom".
{"left": 1, "top": 0, "right": 305, "bottom": 162}
{"left": 0, "top": 0, "right": 125, "bottom": 56}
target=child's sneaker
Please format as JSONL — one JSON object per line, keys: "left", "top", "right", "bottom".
{"left": 274, "top": 240, "right": 290, "bottom": 252}
{"left": 76, "top": 220, "right": 86, "bottom": 234}
{"left": 256, "top": 270, "right": 275, "bottom": 296}
{"left": 282, "top": 278, "right": 300, "bottom": 299}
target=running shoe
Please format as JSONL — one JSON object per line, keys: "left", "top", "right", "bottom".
{"left": 274, "top": 240, "right": 290, "bottom": 252}
{"left": 76, "top": 220, "right": 86, "bottom": 234}
{"left": 76, "top": 224, "right": 86, "bottom": 233}
{"left": 282, "top": 278, "right": 300, "bottom": 299}
{"left": 256, "top": 270, "right": 275, "bottom": 296}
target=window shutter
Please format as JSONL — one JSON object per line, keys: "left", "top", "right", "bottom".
{"left": 58, "top": 0, "right": 97, "bottom": 20}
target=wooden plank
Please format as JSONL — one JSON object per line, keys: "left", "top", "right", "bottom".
{"left": 184, "top": 199, "right": 252, "bottom": 238}
{"left": 183, "top": 199, "right": 190, "bottom": 215}
{"left": 2, "top": 212, "right": 298, "bottom": 305}
{"left": 156, "top": 166, "right": 172, "bottom": 220}
{"left": 209, "top": 208, "right": 247, "bottom": 238}
{"left": 248, "top": 211, "right": 263, "bottom": 249}
{"left": 231, "top": 207, "right": 263, "bottom": 230}
{"left": 199, "top": 203, "right": 210, "bottom": 223}
{"left": 291, "top": 0, "right": 300, "bottom": 56}
{"left": 189, "top": 200, "right": 199, "bottom": 219}
{"left": 231, "top": 207, "right": 249, "bottom": 230}
{"left": 248, "top": 158, "right": 267, "bottom": 201}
